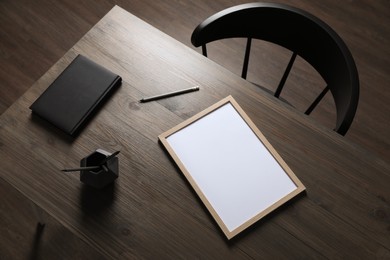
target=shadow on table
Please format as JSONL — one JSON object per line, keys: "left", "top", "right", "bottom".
{"left": 79, "top": 183, "right": 117, "bottom": 216}
{"left": 27, "top": 223, "right": 45, "bottom": 260}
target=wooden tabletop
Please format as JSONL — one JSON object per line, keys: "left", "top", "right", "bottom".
{"left": 0, "top": 6, "right": 389, "bottom": 259}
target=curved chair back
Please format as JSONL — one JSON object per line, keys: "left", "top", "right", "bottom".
{"left": 191, "top": 2, "right": 359, "bottom": 135}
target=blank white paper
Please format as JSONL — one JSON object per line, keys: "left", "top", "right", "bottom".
{"left": 166, "top": 103, "right": 297, "bottom": 232}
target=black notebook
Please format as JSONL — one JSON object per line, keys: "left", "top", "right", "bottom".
{"left": 30, "top": 54, "right": 122, "bottom": 136}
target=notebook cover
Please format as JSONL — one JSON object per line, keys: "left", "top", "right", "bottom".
{"left": 30, "top": 54, "right": 122, "bottom": 136}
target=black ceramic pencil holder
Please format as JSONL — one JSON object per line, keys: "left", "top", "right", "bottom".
{"left": 80, "top": 149, "right": 119, "bottom": 189}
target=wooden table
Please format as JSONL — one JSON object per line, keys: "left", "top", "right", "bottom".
{"left": 0, "top": 6, "right": 389, "bottom": 259}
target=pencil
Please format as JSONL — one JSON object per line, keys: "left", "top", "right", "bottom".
{"left": 140, "top": 86, "right": 199, "bottom": 102}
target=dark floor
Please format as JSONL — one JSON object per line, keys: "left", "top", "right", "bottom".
{"left": 0, "top": 0, "right": 389, "bottom": 258}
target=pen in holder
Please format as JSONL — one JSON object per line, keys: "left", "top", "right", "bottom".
{"left": 79, "top": 149, "right": 119, "bottom": 189}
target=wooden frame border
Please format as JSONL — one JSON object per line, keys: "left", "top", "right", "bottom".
{"left": 158, "top": 96, "right": 305, "bottom": 239}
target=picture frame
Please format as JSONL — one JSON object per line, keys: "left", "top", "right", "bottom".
{"left": 159, "top": 96, "right": 305, "bottom": 239}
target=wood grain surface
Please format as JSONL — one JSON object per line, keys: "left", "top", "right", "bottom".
{"left": 0, "top": 0, "right": 388, "bottom": 161}
{"left": 0, "top": 4, "right": 389, "bottom": 259}
{"left": 0, "top": 178, "right": 107, "bottom": 259}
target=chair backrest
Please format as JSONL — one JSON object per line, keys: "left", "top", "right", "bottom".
{"left": 191, "top": 2, "right": 359, "bottom": 135}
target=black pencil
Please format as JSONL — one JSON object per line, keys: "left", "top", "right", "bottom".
{"left": 140, "top": 86, "right": 199, "bottom": 102}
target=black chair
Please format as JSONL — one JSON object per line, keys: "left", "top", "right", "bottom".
{"left": 191, "top": 2, "right": 359, "bottom": 135}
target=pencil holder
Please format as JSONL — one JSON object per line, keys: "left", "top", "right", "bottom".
{"left": 80, "top": 149, "right": 119, "bottom": 189}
